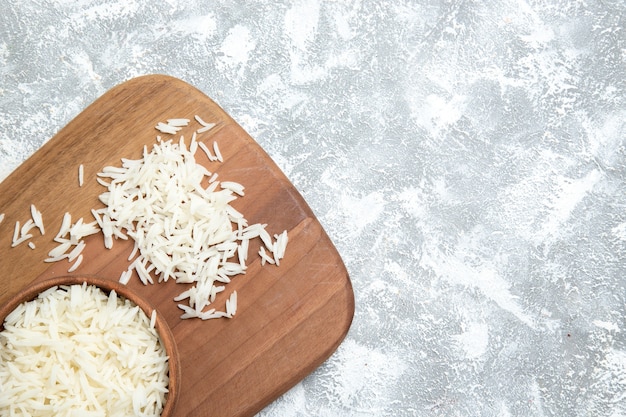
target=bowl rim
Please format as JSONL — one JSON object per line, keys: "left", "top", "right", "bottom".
{"left": 0, "top": 275, "right": 180, "bottom": 417}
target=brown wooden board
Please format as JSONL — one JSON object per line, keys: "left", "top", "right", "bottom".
{"left": 0, "top": 75, "right": 354, "bottom": 416}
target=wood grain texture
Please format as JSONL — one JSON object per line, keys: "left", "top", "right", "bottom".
{"left": 0, "top": 75, "right": 354, "bottom": 416}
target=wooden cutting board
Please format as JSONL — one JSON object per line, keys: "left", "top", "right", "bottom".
{"left": 0, "top": 75, "right": 354, "bottom": 416}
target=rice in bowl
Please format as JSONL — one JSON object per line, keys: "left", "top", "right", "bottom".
{"left": 0, "top": 277, "right": 178, "bottom": 417}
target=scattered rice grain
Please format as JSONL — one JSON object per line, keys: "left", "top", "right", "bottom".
{"left": 167, "top": 118, "right": 190, "bottom": 127}
{"left": 67, "top": 254, "right": 83, "bottom": 272}
{"left": 198, "top": 141, "right": 215, "bottom": 161}
{"left": 155, "top": 122, "right": 180, "bottom": 135}
{"left": 30, "top": 205, "right": 44, "bottom": 235}
{"left": 78, "top": 164, "right": 84, "bottom": 187}
{"left": 213, "top": 141, "right": 223, "bottom": 162}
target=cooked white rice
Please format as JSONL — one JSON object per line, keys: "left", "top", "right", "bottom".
{"left": 198, "top": 141, "right": 216, "bottom": 161}
{"left": 14, "top": 115, "right": 288, "bottom": 320}
{"left": 44, "top": 213, "right": 99, "bottom": 270}
{"left": 0, "top": 283, "right": 169, "bottom": 417}
{"left": 194, "top": 115, "right": 216, "bottom": 134}
{"left": 31, "top": 205, "right": 44, "bottom": 235}
{"left": 92, "top": 116, "right": 288, "bottom": 320}
{"left": 212, "top": 141, "right": 223, "bottom": 162}
{"left": 11, "top": 205, "right": 45, "bottom": 248}
{"left": 78, "top": 164, "right": 84, "bottom": 187}
{"left": 67, "top": 254, "right": 83, "bottom": 272}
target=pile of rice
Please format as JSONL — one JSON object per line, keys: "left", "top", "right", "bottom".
{"left": 0, "top": 283, "right": 169, "bottom": 417}
{"left": 5, "top": 115, "right": 288, "bottom": 320}
{"left": 91, "top": 118, "right": 287, "bottom": 320}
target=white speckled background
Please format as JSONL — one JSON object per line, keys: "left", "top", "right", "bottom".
{"left": 2, "top": 1, "right": 626, "bottom": 415}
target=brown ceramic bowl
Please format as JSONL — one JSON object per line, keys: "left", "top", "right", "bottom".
{"left": 0, "top": 275, "right": 180, "bottom": 417}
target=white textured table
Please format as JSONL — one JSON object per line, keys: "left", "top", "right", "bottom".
{"left": 1, "top": 1, "right": 625, "bottom": 416}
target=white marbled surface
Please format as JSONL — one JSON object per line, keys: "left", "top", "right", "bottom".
{"left": 1, "top": 1, "right": 626, "bottom": 416}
